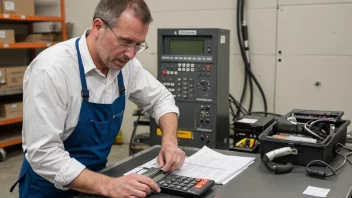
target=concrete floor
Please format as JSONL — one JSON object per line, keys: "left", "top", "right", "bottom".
{"left": 0, "top": 144, "right": 130, "bottom": 198}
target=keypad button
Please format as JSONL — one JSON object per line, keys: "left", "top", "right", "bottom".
{"left": 158, "top": 181, "right": 165, "bottom": 185}
{"left": 163, "top": 183, "right": 169, "bottom": 187}
{"left": 169, "top": 184, "right": 175, "bottom": 188}
{"left": 182, "top": 187, "right": 190, "bottom": 191}
{"left": 175, "top": 186, "right": 181, "bottom": 190}
{"left": 187, "top": 184, "right": 194, "bottom": 188}
{"left": 171, "top": 178, "right": 176, "bottom": 182}
{"left": 180, "top": 183, "right": 186, "bottom": 187}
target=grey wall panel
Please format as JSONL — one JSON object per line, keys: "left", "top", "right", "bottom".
{"left": 147, "top": 8, "right": 277, "bottom": 56}
{"left": 146, "top": 0, "right": 277, "bottom": 11}
{"left": 275, "top": 55, "right": 352, "bottom": 129}
{"left": 277, "top": 4, "right": 352, "bottom": 55}
{"left": 279, "top": 0, "right": 352, "bottom": 5}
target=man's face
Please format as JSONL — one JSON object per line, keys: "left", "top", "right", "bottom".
{"left": 97, "top": 9, "right": 149, "bottom": 71}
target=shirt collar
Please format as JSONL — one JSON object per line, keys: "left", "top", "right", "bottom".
{"left": 78, "top": 29, "right": 97, "bottom": 74}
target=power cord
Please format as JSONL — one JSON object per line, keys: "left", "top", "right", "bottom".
{"left": 306, "top": 143, "right": 352, "bottom": 179}
{"left": 235, "top": 0, "right": 268, "bottom": 120}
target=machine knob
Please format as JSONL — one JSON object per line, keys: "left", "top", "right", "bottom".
{"left": 200, "top": 135, "right": 204, "bottom": 141}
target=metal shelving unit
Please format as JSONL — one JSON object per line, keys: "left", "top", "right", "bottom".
{"left": 0, "top": 0, "right": 66, "bottom": 161}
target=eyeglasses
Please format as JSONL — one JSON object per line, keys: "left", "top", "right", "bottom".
{"left": 100, "top": 18, "right": 148, "bottom": 54}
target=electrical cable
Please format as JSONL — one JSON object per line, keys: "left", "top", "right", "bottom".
{"left": 235, "top": 0, "right": 248, "bottom": 120}
{"left": 240, "top": 1, "right": 254, "bottom": 113}
{"left": 304, "top": 120, "right": 325, "bottom": 141}
{"left": 234, "top": 0, "right": 268, "bottom": 119}
{"left": 229, "top": 94, "right": 248, "bottom": 115}
{"left": 306, "top": 143, "right": 352, "bottom": 178}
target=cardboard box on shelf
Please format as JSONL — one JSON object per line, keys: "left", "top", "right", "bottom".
{"left": 0, "top": 0, "right": 16, "bottom": 14}
{"left": 0, "top": 0, "right": 34, "bottom": 15}
{"left": 0, "top": 30, "right": 15, "bottom": 44}
{"left": 0, "top": 101, "right": 23, "bottom": 119}
{"left": 15, "top": 0, "right": 34, "bottom": 16}
{"left": 0, "top": 68, "right": 5, "bottom": 85}
{"left": 26, "top": 33, "right": 56, "bottom": 42}
{"left": 4, "top": 66, "right": 26, "bottom": 89}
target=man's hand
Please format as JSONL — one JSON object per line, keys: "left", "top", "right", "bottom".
{"left": 103, "top": 173, "right": 161, "bottom": 198}
{"left": 157, "top": 141, "right": 186, "bottom": 172}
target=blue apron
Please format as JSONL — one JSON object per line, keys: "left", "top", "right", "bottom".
{"left": 10, "top": 38, "right": 126, "bottom": 197}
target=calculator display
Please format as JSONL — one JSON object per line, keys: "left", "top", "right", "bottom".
{"left": 151, "top": 171, "right": 167, "bottom": 182}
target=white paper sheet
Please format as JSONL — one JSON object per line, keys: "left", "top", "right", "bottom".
{"left": 124, "top": 146, "right": 255, "bottom": 185}
{"left": 303, "top": 186, "right": 330, "bottom": 198}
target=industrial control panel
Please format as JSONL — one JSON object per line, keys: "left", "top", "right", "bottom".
{"left": 150, "top": 28, "right": 230, "bottom": 150}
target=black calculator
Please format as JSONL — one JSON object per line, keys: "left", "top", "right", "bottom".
{"left": 142, "top": 167, "right": 215, "bottom": 197}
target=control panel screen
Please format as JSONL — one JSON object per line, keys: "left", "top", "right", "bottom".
{"left": 169, "top": 40, "right": 204, "bottom": 53}
{"left": 151, "top": 171, "right": 167, "bottom": 182}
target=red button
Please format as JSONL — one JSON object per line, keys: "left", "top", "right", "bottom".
{"left": 194, "top": 184, "right": 203, "bottom": 189}
{"left": 162, "top": 70, "right": 167, "bottom": 75}
{"left": 200, "top": 179, "right": 209, "bottom": 185}
{"left": 206, "top": 136, "right": 209, "bottom": 139}
{"left": 196, "top": 178, "right": 202, "bottom": 182}
{"left": 206, "top": 65, "right": 211, "bottom": 69}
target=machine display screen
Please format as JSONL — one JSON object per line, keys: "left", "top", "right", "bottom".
{"left": 169, "top": 40, "right": 204, "bottom": 53}
{"left": 151, "top": 171, "right": 167, "bottom": 182}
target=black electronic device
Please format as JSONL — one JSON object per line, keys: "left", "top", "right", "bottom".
{"left": 143, "top": 167, "right": 215, "bottom": 197}
{"left": 286, "top": 109, "right": 344, "bottom": 123}
{"left": 232, "top": 115, "right": 275, "bottom": 152}
{"left": 259, "top": 109, "right": 351, "bottom": 166}
{"left": 150, "top": 28, "right": 230, "bottom": 150}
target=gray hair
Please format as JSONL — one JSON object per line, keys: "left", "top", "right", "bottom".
{"left": 93, "top": 0, "right": 153, "bottom": 28}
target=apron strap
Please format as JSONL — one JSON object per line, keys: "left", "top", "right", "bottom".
{"left": 75, "top": 38, "right": 89, "bottom": 101}
{"left": 117, "top": 72, "right": 125, "bottom": 95}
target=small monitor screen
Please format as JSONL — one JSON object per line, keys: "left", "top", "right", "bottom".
{"left": 169, "top": 40, "right": 204, "bottom": 53}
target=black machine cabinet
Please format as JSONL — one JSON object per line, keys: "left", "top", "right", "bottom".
{"left": 150, "top": 28, "right": 230, "bottom": 150}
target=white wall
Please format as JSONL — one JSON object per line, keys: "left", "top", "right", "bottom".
{"left": 61, "top": 0, "right": 352, "bottom": 142}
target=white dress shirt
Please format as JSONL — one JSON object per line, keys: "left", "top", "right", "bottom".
{"left": 22, "top": 29, "right": 179, "bottom": 190}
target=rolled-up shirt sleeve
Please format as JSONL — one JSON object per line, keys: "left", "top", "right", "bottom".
{"left": 128, "top": 59, "right": 179, "bottom": 124}
{"left": 23, "top": 67, "right": 85, "bottom": 190}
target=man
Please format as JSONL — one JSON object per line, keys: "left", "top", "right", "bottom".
{"left": 10, "top": 0, "right": 186, "bottom": 197}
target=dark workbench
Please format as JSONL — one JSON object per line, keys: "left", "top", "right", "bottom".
{"left": 77, "top": 144, "right": 352, "bottom": 198}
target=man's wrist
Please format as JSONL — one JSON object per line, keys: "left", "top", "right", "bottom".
{"left": 97, "top": 175, "right": 114, "bottom": 197}
{"left": 162, "top": 136, "right": 178, "bottom": 146}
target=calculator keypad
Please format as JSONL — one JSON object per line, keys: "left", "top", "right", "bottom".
{"left": 157, "top": 175, "right": 209, "bottom": 192}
